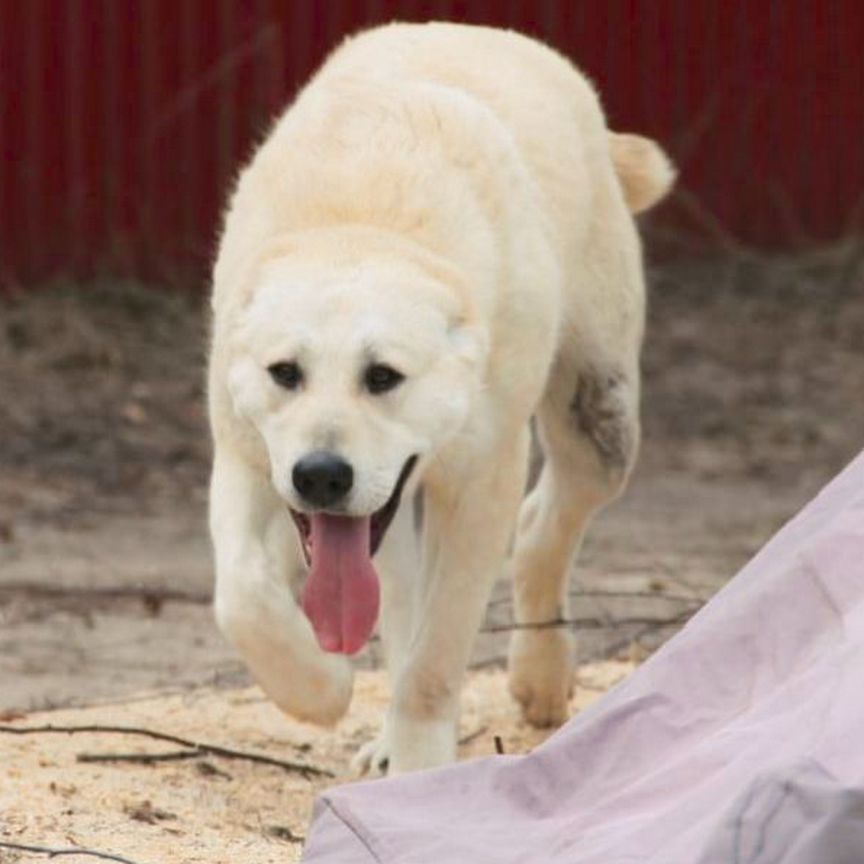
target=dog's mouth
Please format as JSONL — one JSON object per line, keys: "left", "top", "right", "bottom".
{"left": 290, "top": 456, "right": 418, "bottom": 655}
{"left": 289, "top": 455, "right": 418, "bottom": 565}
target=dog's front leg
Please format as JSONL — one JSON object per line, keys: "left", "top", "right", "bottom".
{"left": 384, "top": 428, "right": 530, "bottom": 773}
{"left": 210, "top": 446, "right": 353, "bottom": 724}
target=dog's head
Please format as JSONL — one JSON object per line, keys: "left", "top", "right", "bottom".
{"left": 226, "top": 247, "right": 486, "bottom": 654}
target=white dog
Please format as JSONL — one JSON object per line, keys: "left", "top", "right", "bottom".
{"left": 208, "top": 22, "right": 674, "bottom": 775}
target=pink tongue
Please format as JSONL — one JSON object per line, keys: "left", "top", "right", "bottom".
{"left": 301, "top": 514, "right": 380, "bottom": 655}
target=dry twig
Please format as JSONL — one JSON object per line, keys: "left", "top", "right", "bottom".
{"left": 76, "top": 749, "right": 201, "bottom": 766}
{"left": 0, "top": 723, "right": 332, "bottom": 779}
{"left": 457, "top": 725, "right": 488, "bottom": 747}
{"left": 0, "top": 841, "right": 145, "bottom": 864}
{"left": 479, "top": 610, "right": 695, "bottom": 635}
{"left": 0, "top": 582, "right": 210, "bottom": 605}
{"left": 487, "top": 588, "right": 705, "bottom": 607}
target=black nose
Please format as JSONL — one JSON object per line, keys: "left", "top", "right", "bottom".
{"left": 292, "top": 451, "right": 354, "bottom": 508}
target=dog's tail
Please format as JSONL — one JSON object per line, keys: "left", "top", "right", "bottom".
{"left": 608, "top": 132, "right": 676, "bottom": 214}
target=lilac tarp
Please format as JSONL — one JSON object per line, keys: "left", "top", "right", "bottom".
{"left": 302, "top": 451, "right": 864, "bottom": 863}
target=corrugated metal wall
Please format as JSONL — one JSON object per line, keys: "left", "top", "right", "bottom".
{"left": 2, "top": 1, "right": 863, "bottom": 288}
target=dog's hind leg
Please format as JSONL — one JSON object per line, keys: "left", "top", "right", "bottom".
{"left": 508, "top": 355, "right": 639, "bottom": 727}
{"left": 210, "top": 447, "right": 353, "bottom": 724}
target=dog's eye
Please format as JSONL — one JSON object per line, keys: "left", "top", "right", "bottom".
{"left": 364, "top": 364, "right": 404, "bottom": 394}
{"left": 267, "top": 361, "right": 303, "bottom": 390}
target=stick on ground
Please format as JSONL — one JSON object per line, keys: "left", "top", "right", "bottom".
{"left": 0, "top": 723, "right": 332, "bottom": 778}
{"left": 0, "top": 840, "right": 146, "bottom": 864}
{"left": 76, "top": 749, "right": 202, "bottom": 765}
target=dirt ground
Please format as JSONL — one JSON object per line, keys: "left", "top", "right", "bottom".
{"left": 0, "top": 249, "right": 862, "bottom": 860}
{"left": 0, "top": 662, "right": 634, "bottom": 863}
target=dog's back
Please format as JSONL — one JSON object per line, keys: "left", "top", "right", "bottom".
{"left": 321, "top": 26, "right": 670, "bottom": 253}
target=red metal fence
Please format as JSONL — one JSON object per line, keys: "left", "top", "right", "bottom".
{"left": 2, "top": 1, "right": 863, "bottom": 288}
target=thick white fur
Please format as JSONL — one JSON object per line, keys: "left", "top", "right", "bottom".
{"left": 208, "top": 22, "right": 674, "bottom": 774}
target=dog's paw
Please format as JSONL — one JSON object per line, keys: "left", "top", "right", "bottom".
{"left": 508, "top": 629, "right": 575, "bottom": 728}
{"left": 351, "top": 732, "right": 392, "bottom": 777}
{"left": 352, "top": 715, "right": 457, "bottom": 776}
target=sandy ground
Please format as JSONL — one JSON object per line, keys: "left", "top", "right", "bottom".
{"left": 0, "top": 664, "right": 633, "bottom": 864}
